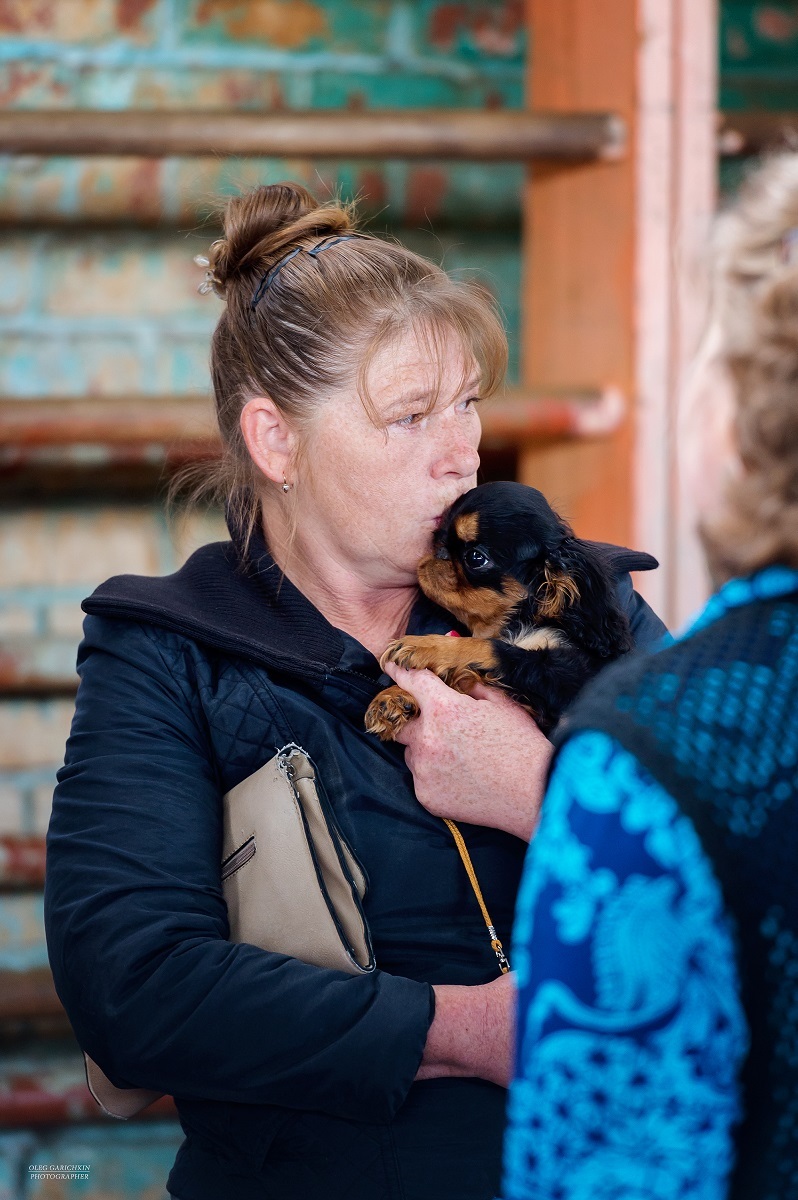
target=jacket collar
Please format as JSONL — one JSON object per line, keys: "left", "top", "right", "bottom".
{"left": 82, "top": 512, "right": 659, "bottom": 686}
{"left": 81, "top": 516, "right": 458, "bottom": 685}
{"left": 84, "top": 520, "right": 340, "bottom": 685}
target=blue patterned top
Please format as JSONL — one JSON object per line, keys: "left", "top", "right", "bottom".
{"left": 501, "top": 568, "right": 798, "bottom": 1200}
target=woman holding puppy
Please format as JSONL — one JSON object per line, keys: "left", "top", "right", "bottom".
{"left": 44, "top": 183, "right": 664, "bottom": 1200}
{"left": 392, "top": 156, "right": 798, "bottom": 1198}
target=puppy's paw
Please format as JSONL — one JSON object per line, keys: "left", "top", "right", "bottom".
{"left": 379, "top": 635, "right": 440, "bottom": 673}
{"left": 364, "top": 685, "right": 420, "bottom": 741}
{"left": 381, "top": 634, "right": 499, "bottom": 692}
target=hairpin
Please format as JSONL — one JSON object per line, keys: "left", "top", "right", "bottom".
{"left": 249, "top": 245, "right": 305, "bottom": 310}
{"left": 194, "top": 239, "right": 227, "bottom": 296}
{"left": 249, "top": 234, "right": 366, "bottom": 311}
{"left": 194, "top": 256, "right": 216, "bottom": 295}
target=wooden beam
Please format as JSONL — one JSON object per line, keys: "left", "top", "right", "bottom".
{"left": 0, "top": 109, "right": 625, "bottom": 162}
{"left": 521, "top": 0, "right": 636, "bottom": 543}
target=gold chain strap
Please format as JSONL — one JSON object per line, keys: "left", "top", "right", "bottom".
{"left": 442, "top": 818, "right": 510, "bottom": 975}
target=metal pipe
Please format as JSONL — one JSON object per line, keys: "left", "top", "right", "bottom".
{"left": 0, "top": 389, "right": 623, "bottom": 455}
{"left": 0, "top": 1082, "right": 177, "bottom": 1126}
{"left": 0, "top": 109, "right": 626, "bottom": 162}
{"left": 0, "top": 396, "right": 216, "bottom": 447}
{"left": 480, "top": 386, "right": 625, "bottom": 448}
{"left": 0, "top": 835, "right": 47, "bottom": 890}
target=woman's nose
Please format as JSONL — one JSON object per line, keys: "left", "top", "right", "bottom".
{"left": 431, "top": 428, "right": 480, "bottom": 480}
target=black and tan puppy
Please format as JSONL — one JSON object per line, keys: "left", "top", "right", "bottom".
{"left": 365, "top": 481, "right": 635, "bottom": 740}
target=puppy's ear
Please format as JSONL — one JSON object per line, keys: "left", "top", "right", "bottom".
{"left": 541, "top": 539, "right": 633, "bottom": 658}
{"left": 536, "top": 564, "right": 580, "bottom": 618}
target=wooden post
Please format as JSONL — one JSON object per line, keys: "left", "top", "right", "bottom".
{"left": 521, "top": 0, "right": 717, "bottom": 627}
{"left": 520, "top": 0, "right": 637, "bottom": 548}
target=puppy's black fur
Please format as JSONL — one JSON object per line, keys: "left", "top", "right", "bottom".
{"left": 365, "top": 481, "right": 635, "bottom": 740}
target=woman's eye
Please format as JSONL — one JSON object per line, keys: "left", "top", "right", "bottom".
{"left": 393, "top": 412, "right": 425, "bottom": 429}
{"left": 460, "top": 395, "right": 482, "bottom": 412}
{"left": 464, "top": 547, "right": 491, "bottom": 570}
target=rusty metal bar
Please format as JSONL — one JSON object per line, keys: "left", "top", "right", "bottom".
{"left": 0, "top": 658, "right": 78, "bottom": 697}
{"left": 0, "top": 388, "right": 624, "bottom": 507}
{"left": 0, "top": 397, "right": 218, "bottom": 493}
{"left": 0, "top": 967, "right": 61, "bottom": 1021}
{"left": 0, "top": 966, "right": 170, "bottom": 1122}
{"left": 718, "top": 111, "right": 798, "bottom": 157}
{"left": 0, "top": 966, "right": 70, "bottom": 1038}
{"left": 0, "top": 109, "right": 626, "bottom": 162}
{"left": 479, "top": 387, "right": 625, "bottom": 449}
{"left": 0, "top": 835, "right": 46, "bottom": 890}
{"left": 0, "top": 1078, "right": 177, "bottom": 1126}
{"left": 0, "top": 388, "right": 623, "bottom": 460}
{"left": 0, "top": 395, "right": 216, "bottom": 446}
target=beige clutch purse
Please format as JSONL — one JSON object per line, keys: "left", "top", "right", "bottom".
{"left": 84, "top": 742, "right": 375, "bottom": 1119}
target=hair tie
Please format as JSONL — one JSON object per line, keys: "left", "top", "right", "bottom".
{"left": 249, "top": 233, "right": 365, "bottom": 311}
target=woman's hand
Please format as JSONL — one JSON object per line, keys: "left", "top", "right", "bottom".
{"left": 382, "top": 662, "right": 553, "bottom": 842}
{"left": 416, "top": 973, "right": 516, "bottom": 1088}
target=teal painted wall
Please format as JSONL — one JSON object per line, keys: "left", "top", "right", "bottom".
{"left": 721, "top": 0, "right": 798, "bottom": 110}
{"left": 720, "top": 1, "right": 798, "bottom": 193}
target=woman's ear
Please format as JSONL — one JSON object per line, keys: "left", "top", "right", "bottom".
{"left": 240, "top": 396, "right": 298, "bottom": 486}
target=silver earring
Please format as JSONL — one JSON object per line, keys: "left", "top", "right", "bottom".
{"left": 282, "top": 475, "right": 291, "bottom": 493}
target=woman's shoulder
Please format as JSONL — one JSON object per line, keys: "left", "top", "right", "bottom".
{"left": 78, "top": 538, "right": 238, "bottom": 681}
{"left": 81, "top": 533, "right": 347, "bottom": 689}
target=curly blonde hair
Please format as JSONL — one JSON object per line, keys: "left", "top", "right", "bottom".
{"left": 702, "top": 154, "right": 798, "bottom": 580}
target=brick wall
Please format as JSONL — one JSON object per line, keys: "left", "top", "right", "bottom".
{"left": 0, "top": 2, "right": 524, "bottom": 1194}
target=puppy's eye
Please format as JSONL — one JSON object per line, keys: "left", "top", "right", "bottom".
{"left": 464, "top": 547, "right": 492, "bottom": 570}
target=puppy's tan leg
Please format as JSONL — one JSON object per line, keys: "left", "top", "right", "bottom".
{"left": 380, "top": 634, "right": 500, "bottom": 694}
{"left": 364, "top": 684, "right": 420, "bottom": 742}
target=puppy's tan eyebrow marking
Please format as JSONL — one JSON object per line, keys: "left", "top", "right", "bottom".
{"left": 455, "top": 513, "right": 479, "bottom": 542}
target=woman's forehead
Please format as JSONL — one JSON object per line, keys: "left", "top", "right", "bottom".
{"left": 365, "top": 331, "right": 480, "bottom": 408}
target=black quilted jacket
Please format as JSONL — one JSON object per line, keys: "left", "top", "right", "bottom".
{"left": 44, "top": 522, "right": 665, "bottom": 1200}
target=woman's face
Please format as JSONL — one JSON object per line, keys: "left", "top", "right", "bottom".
{"left": 294, "top": 328, "right": 482, "bottom": 586}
